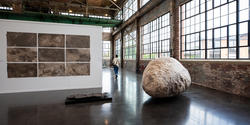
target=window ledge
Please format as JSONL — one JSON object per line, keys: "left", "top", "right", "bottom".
{"left": 140, "top": 59, "right": 152, "bottom": 61}
{"left": 124, "top": 59, "right": 136, "bottom": 61}
{"left": 180, "top": 59, "right": 250, "bottom": 63}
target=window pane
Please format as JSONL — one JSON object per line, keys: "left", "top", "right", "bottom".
{"left": 239, "top": 0, "right": 249, "bottom": 10}
{"left": 239, "top": 22, "right": 248, "bottom": 46}
{"left": 239, "top": 9, "right": 249, "bottom": 22}
{"left": 229, "top": 13, "right": 236, "bottom": 24}
{"left": 214, "top": 49, "right": 221, "bottom": 58}
{"left": 229, "top": 48, "right": 236, "bottom": 59}
{"left": 207, "top": 0, "right": 212, "bottom": 10}
{"left": 207, "top": 50, "right": 213, "bottom": 59}
{"left": 221, "top": 0, "right": 227, "bottom": 5}
{"left": 201, "top": 31, "right": 206, "bottom": 49}
{"left": 214, "top": 0, "right": 220, "bottom": 7}
{"left": 221, "top": 48, "right": 228, "bottom": 59}
{"left": 229, "top": 1, "right": 237, "bottom": 13}
{"left": 229, "top": 25, "right": 237, "bottom": 47}
{"left": 207, "top": 30, "right": 213, "bottom": 49}
{"left": 221, "top": 27, "right": 227, "bottom": 47}
{"left": 240, "top": 47, "right": 249, "bottom": 58}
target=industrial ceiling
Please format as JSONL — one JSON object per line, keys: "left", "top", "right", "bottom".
{"left": 0, "top": 0, "right": 124, "bottom": 27}
{"left": 0, "top": 0, "right": 124, "bottom": 17}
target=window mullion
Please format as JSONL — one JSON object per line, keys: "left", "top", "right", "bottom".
{"left": 248, "top": 20, "right": 250, "bottom": 59}
{"left": 227, "top": 25, "right": 229, "bottom": 59}
{"left": 149, "top": 25, "right": 151, "bottom": 59}
{"left": 180, "top": 7, "right": 183, "bottom": 59}
{"left": 205, "top": 0, "right": 208, "bottom": 59}
{"left": 236, "top": 0, "right": 239, "bottom": 59}
{"left": 158, "top": 18, "right": 161, "bottom": 58}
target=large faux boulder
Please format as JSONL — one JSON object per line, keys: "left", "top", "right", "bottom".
{"left": 142, "top": 57, "right": 191, "bottom": 98}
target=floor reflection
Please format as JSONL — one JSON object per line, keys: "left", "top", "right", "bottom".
{"left": 186, "top": 102, "right": 236, "bottom": 125}
{"left": 101, "top": 68, "right": 250, "bottom": 125}
{"left": 1, "top": 68, "right": 250, "bottom": 125}
{"left": 141, "top": 96, "right": 191, "bottom": 125}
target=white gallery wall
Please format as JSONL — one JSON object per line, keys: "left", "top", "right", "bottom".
{"left": 0, "top": 19, "right": 103, "bottom": 93}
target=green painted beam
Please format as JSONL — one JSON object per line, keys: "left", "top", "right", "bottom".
{"left": 0, "top": 11, "right": 122, "bottom": 27}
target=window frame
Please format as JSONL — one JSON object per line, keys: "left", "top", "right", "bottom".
{"left": 115, "top": 39, "right": 121, "bottom": 60}
{"left": 180, "top": 0, "right": 250, "bottom": 60}
{"left": 123, "top": 0, "right": 138, "bottom": 21}
{"left": 103, "top": 41, "right": 111, "bottom": 59}
{"left": 124, "top": 31, "right": 137, "bottom": 60}
{"left": 141, "top": 12, "right": 172, "bottom": 60}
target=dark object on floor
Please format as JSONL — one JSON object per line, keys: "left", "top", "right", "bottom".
{"left": 65, "top": 93, "right": 112, "bottom": 105}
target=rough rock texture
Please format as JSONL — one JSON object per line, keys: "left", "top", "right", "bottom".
{"left": 66, "top": 35, "right": 90, "bottom": 48}
{"left": 6, "top": 32, "right": 92, "bottom": 78}
{"left": 142, "top": 58, "right": 191, "bottom": 98}
{"left": 38, "top": 33, "right": 65, "bottom": 47}
{"left": 7, "top": 48, "right": 37, "bottom": 62}
{"left": 39, "top": 63, "right": 65, "bottom": 77}
{"left": 38, "top": 48, "right": 65, "bottom": 62}
{"left": 7, "top": 63, "right": 37, "bottom": 78}
{"left": 7, "top": 32, "right": 37, "bottom": 47}
{"left": 66, "top": 63, "right": 90, "bottom": 76}
{"left": 66, "top": 49, "right": 90, "bottom": 62}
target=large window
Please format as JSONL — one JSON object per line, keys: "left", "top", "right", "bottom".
{"left": 103, "top": 41, "right": 111, "bottom": 59}
{"left": 123, "top": 0, "right": 138, "bottom": 21}
{"left": 115, "top": 11, "right": 123, "bottom": 20}
{"left": 180, "top": 0, "right": 250, "bottom": 59}
{"left": 124, "top": 31, "right": 137, "bottom": 60}
{"left": 141, "top": 13, "right": 171, "bottom": 59}
{"left": 103, "top": 27, "right": 112, "bottom": 33}
{"left": 115, "top": 39, "right": 121, "bottom": 59}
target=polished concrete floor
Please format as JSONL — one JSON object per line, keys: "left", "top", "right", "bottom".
{"left": 0, "top": 68, "right": 250, "bottom": 125}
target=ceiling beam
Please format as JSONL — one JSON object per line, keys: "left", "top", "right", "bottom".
{"left": 39, "top": 1, "right": 120, "bottom": 11}
{"left": 106, "top": 0, "right": 121, "bottom": 10}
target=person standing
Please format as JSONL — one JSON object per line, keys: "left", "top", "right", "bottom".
{"left": 112, "top": 55, "right": 119, "bottom": 78}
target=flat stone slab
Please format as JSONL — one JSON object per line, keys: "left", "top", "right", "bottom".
{"left": 65, "top": 93, "right": 112, "bottom": 105}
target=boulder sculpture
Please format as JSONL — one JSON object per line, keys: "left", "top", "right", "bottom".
{"left": 142, "top": 57, "right": 191, "bottom": 98}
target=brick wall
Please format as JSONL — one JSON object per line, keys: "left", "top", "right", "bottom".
{"left": 181, "top": 61, "right": 250, "bottom": 98}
